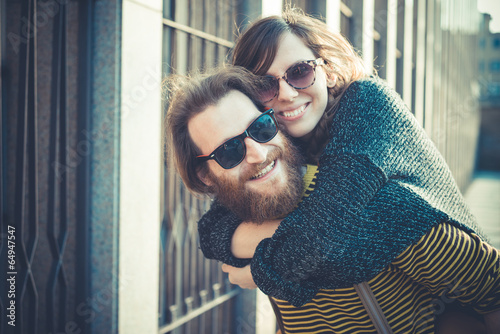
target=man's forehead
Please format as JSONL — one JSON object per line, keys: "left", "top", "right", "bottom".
{"left": 188, "top": 90, "right": 261, "bottom": 152}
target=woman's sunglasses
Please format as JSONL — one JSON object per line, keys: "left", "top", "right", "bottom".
{"left": 196, "top": 109, "right": 278, "bottom": 169}
{"left": 257, "top": 58, "right": 324, "bottom": 103}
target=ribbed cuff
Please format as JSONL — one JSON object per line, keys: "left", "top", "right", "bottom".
{"left": 251, "top": 238, "right": 318, "bottom": 307}
{"left": 197, "top": 202, "right": 251, "bottom": 267}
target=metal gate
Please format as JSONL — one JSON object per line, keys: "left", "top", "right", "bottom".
{"left": 0, "top": 1, "right": 91, "bottom": 333}
{"left": 159, "top": 1, "right": 253, "bottom": 333}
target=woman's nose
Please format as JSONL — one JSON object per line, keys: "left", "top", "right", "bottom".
{"left": 244, "top": 137, "right": 268, "bottom": 165}
{"left": 277, "top": 78, "right": 298, "bottom": 102}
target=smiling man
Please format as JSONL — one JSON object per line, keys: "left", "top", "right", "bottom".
{"left": 166, "top": 67, "right": 304, "bottom": 223}
{"left": 189, "top": 90, "right": 305, "bottom": 223}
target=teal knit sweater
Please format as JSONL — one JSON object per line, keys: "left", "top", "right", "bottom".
{"left": 197, "top": 76, "right": 481, "bottom": 307}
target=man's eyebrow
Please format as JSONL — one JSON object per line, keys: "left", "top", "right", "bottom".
{"left": 214, "top": 113, "right": 256, "bottom": 147}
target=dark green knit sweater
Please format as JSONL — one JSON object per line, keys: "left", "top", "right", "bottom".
{"left": 197, "top": 76, "right": 481, "bottom": 307}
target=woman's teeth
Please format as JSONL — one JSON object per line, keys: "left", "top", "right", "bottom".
{"left": 282, "top": 104, "right": 306, "bottom": 118}
{"left": 251, "top": 161, "right": 275, "bottom": 180}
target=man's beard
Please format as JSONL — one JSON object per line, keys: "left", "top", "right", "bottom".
{"left": 207, "top": 136, "right": 304, "bottom": 223}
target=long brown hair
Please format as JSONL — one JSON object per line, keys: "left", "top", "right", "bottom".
{"left": 164, "top": 66, "right": 266, "bottom": 194}
{"left": 231, "top": 7, "right": 368, "bottom": 162}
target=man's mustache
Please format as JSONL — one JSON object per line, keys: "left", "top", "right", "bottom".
{"left": 239, "top": 146, "right": 282, "bottom": 182}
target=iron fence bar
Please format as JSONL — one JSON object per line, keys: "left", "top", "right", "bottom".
{"left": 340, "top": 2, "right": 352, "bottom": 17}
{"left": 47, "top": 3, "right": 69, "bottom": 332}
{"left": 403, "top": 0, "right": 414, "bottom": 108}
{"left": 163, "top": 18, "right": 234, "bottom": 48}
{"left": 386, "top": 0, "right": 398, "bottom": 88}
{"left": 424, "top": 0, "right": 435, "bottom": 137}
{"left": 76, "top": 1, "right": 92, "bottom": 331}
{"left": 158, "top": 288, "right": 240, "bottom": 333}
{"left": 14, "top": 0, "right": 39, "bottom": 332}
{"left": 363, "top": 0, "right": 375, "bottom": 72}
{"left": 414, "top": 0, "right": 427, "bottom": 125}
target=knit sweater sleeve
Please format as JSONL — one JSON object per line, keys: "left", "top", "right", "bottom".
{"left": 250, "top": 153, "right": 388, "bottom": 305}
{"left": 250, "top": 77, "right": 458, "bottom": 307}
{"left": 197, "top": 200, "right": 251, "bottom": 267}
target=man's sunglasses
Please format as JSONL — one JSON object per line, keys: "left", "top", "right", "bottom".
{"left": 196, "top": 109, "right": 278, "bottom": 169}
{"left": 257, "top": 58, "right": 325, "bottom": 103}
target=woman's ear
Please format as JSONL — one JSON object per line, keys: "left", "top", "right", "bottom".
{"left": 326, "top": 73, "right": 337, "bottom": 88}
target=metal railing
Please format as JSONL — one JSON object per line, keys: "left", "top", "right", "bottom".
{"left": 0, "top": 1, "right": 91, "bottom": 333}
{"left": 159, "top": 1, "right": 242, "bottom": 333}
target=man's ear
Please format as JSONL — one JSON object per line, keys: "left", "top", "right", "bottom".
{"left": 197, "top": 168, "right": 213, "bottom": 187}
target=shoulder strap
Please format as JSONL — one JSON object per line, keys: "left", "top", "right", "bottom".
{"left": 354, "top": 282, "right": 394, "bottom": 334}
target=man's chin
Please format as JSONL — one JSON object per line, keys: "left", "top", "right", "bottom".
{"left": 229, "top": 191, "right": 297, "bottom": 223}
{"left": 210, "top": 135, "right": 304, "bottom": 222}
{"left": 224, "top": 171, "right": 302, "bottom": 223}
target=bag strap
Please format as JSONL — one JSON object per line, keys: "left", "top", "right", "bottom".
{"left": 354, "top": 282, "right": 394, "bottom": 334}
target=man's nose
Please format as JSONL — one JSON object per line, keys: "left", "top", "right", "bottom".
{"left": 244, "top": 137, "right": 268, "bottom": 165}
{"left": 277, "top": 78, "right": 298, "bottom": 102}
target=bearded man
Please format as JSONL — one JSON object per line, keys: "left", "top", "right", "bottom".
{"left": 166, "top": 67, "right": 306, "bottom": 222}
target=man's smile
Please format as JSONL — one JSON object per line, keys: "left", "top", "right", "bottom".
{"left": 250, "top": 160, "right": 277, "bottom": 180}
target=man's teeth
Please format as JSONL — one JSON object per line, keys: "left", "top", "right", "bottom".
{"left": 251, "top": 161, "right": 275, "bottom": 180}
{"left": 282, "top": 105, "right": 306, "bottom": 118}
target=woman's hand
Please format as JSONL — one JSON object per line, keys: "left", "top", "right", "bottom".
{"left": 221, "top": 264, "right": 257, "bottom": 289}
{"left": 231, "top": 219, "right": 281, "bottom": 258}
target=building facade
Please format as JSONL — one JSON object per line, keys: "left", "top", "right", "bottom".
{"left": 479, "top": 13, "right": 500, "bottom": 107}
{"left": 477, "top": 13, "right": 500, "bottom": 171}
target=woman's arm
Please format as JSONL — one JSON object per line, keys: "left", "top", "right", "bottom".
{"left": 197, "top": 199, "right": 281, "bottom": 264}
{"left": 197, "top": 200, "right": 251, "bottom": 267}
{"left": 247, "top": 78, "right": 468, "bottom": 306}
{"left": 221, "top": 264, "right": 257, "bottom": 289}
{"left": 250, "top": 153, "right": 390, "bottom": 306}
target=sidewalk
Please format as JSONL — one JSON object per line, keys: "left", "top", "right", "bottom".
{"left": 464, "top": 171, "right": 500, "bottom": 249}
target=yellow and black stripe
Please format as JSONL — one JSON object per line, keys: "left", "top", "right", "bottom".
{"left": 300, "top": 164, "right": 319, "bottom": 199}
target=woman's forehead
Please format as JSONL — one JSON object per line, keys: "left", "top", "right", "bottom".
{"left": 266, "top": 33, "right": 315, "bottom": 74}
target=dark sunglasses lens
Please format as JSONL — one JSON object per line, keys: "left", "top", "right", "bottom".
{"left": 286, "top": 62, "right": 315, "bottom": 88}
{"left": 249, "top": 114, "right": 277, "bottom": 142}
{"left": 257, "top": 76, "right": 278, "bottom": 102}
{"left": 215, "top": 138, "right": 245, "bottom": 169}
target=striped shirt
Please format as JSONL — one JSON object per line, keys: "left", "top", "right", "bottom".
{"left": 272, "top": 165, "right": 500, "bottom": 333}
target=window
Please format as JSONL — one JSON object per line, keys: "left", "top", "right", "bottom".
{"left": 490, "top": 61, "right": 500, "bottom": 72}
{"left": 487, "top": 82, "right": 500, "bottom": 96}
{"left": 493, "top": 37, "right": 500, "bottom": 48}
